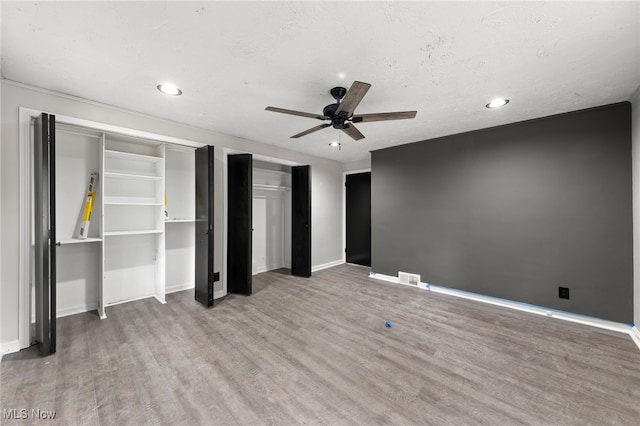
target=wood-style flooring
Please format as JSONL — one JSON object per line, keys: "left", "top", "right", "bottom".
{"left": 2, "top": 264, "right": 640, "bottom": 425}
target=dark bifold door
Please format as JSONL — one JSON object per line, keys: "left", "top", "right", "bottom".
{"left": 227, "top": 154, "right": 252, "bottom": 295}
{"left": 195, "top": 145, "right": 215, "bottom": 307}
{"left": 346, "top": 172, "right": 371, "bottom": 267}
{"left": 292, "top": 165, "right": 311, "bottom": 277}
{"left": 34, "top": 112, "right": 56, "bottom": 356}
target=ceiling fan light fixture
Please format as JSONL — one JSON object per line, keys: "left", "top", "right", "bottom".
{"left": 486, "top": 98, "right": 509, "bottom": 108}
{"left": 157, "top": 83, "right": 182, "bottom": 96}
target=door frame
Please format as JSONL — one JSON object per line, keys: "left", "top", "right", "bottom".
{"left": 342, "top": 168, "right": 371, "bottom": 264}
{"left": 17, "top": 108, "right": 203, "bottom": 351}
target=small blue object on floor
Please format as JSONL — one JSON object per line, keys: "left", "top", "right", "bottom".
{"left": 385, "top": 321, "right": 392, "bottom": 328}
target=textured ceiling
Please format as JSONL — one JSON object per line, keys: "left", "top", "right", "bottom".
{"left": 2, "top": 1, "right": 639, "bottom": 162}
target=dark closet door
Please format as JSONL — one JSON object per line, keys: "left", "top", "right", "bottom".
{"left": 195, "top": 145, "right": 215, "bottom": 307}
{"left": 292, "top": 165, "right": 311, "bottom": 277}
{"left": 227, "top": 154, "right": 252, "bottom": 295}
{"left": 34, "top": 112, "right": 56, "bottom": 356}
{"left": 346, "top": 172, "right": 371, "bottom": 267}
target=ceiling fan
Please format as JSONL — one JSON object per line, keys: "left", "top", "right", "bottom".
{"left": 265, "top": 81, "right": 417, "bottom": 141}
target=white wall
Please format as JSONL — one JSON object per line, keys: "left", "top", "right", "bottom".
{"left": 631, "top": 86, "right": 640, "bottom": 329}
{"left": 310, "top": 163, "right": 344, "bottom": 270}
{"left": 0, "top": 80, "right": 345, "bottom": 351}
{"left": 343, "top": 157, "right": 371, "bottom": 173}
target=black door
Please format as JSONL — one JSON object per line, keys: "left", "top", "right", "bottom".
{"left": 34, "top": 112, "right": 56, "bottom": 356}
{"left": 291, "top": 165, "right": 311, "bottom": 277}
{"left": 195, "top": 145, "right": 215, "bottom": 307}
{"left": 227, "top": 154, "right": 252, "bottom": 295}
{"left": 346, "top": 172, "right": 371, "bottom": 267}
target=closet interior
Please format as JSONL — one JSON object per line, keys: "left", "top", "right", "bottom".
{"left": 251, "top": 160, "right": 292, "bottom": 275}
{"left": 52, "top": 124, "right": 198, "bottom": 319}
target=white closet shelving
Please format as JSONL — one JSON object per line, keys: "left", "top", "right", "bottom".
{"left": 102, "top": 136, "right": 165, "bottom": 313}
{"left": 164, "top": 147, "right": 196, "bottom": 294}
{"left": 54, "top": 124, "right": 199, "bottom": 320}
{"left": 103, "top": 146, "right": 164, "bottom": 236}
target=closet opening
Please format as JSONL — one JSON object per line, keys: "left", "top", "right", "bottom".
{"left": 226, "top": 151, "right": 311, "bottom": 297}
{"left": 19, "top": 108, "right": 207, "bottom": 353}
{"left": 252, "top": 160, "right": 292, "bottom": 278}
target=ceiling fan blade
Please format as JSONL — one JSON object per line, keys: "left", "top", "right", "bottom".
{"left": 352, "top": 111, "right": 417, "bottom": 123}
{"left": 341, "top": 123, "right": 365, "bottom": 141}
{"left": 266, "top": 106, "right": 327, "bottom": 120}
{"left": 335, "top": 81, "right": 371, "bottom": 117}
{"left": 291, "top": 123, "right": 331, "bottom": 138}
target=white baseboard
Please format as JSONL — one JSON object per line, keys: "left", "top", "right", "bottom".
{"left": 251, "top": 259, "right": 344, "bottom": 275}
{"left": 1, "top": 339, "right": 21, "bottom": 355}
{"left": 56, "top": 302, "right": 98, "bottom": 318}
{"left": 165, "top": 284, "right": 225, "bottom": 300}
{"left": 253, "top": 263, "right": 285, "bottom": 276}
{"left": 106, "top": 294, "right": 158, "bottom": 308}
{"left": 369, "top": 272, "right": 633, "bottom": 336}
{"left": 370, "top": 272, "right": 404, "bottom": 284}
{"left": 312, "top": 259, "right": 345, "bottom": 272}
{"left": 165, "top": 282, "right": 194, "bottom": 294}
{"left": 631, "top": 327, "right": 640, "bottom": 350}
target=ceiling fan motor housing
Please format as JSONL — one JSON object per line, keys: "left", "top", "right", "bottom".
{"left": 323, "top": 103, "right": 338, "bottom": 117}
{"left": 323, "top": 103, "right": 349, "bottom": 129}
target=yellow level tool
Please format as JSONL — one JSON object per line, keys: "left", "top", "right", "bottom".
{"left": 78, "top": 173, "right": 98, "bottom": 239}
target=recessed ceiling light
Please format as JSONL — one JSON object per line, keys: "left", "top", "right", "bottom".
{"left": 337, "top": 72, "right": 346, "bottom": 80}
{"left": 486, "top": 98, "right": 509, "bottom": 108}
{"left": 157, "top": 83, "right": 182, "bottom": 96}
{"left": 329, "top": 141, "right": 340, "bottom": 147}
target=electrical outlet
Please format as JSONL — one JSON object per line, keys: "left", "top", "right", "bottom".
{"left": 559, "top": 286, "right": 570, "bottom": 299}
{"left": 214, "top": 272, "right": 220, "bottom": 282}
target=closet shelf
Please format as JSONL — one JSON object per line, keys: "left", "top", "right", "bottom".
{"left": 165, "top": 219, "right": 196, "bottom": 223}
{"left": 104, "top": 201, "right": 163, "bottom": 206}
{"left": 57, "top": 237, "right": 102, "bottom": 245}
{"left": 104, "top": 230, "right": 163, "bottom": 237}
{"left": 104, "top": 171, "right": 163, "bottom": 181}
{"left": 253, "top": 183, "right": 291, "bottom": 191}
{"left": 105, "top": 149, "right": 163, "bottom": 163}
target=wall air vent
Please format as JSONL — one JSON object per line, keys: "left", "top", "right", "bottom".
{"left": 398, "top": 272, "right": 420, "bottom": 286}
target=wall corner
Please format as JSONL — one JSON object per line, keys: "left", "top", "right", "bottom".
{"left": 631, "top": 85, "right": 640, "bottom": 329}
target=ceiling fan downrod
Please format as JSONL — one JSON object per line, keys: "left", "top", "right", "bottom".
{"left": 330, "top": 86, "right": 347, "bottom": 103}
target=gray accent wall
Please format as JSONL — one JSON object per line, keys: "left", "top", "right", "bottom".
{"left": 631, "top": 87, "right": 640, "bottom": 330}
{"left": 372, "top": 102, "right": 633, "bottom": 323}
